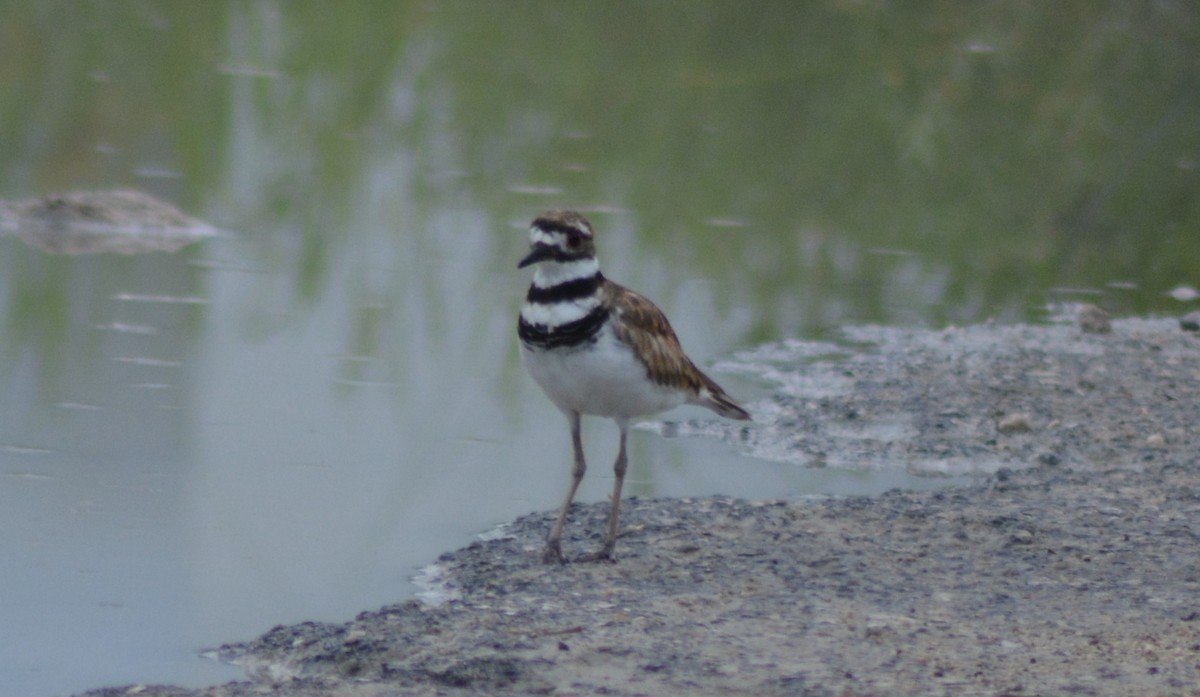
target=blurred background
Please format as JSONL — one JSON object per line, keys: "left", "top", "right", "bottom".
{"left": 1, "top": 2, "right": 1197, "bottom": 695}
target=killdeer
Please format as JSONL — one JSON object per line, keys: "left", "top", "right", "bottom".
{"left": 517, "top": 210, "right": 751, "bottom": 563}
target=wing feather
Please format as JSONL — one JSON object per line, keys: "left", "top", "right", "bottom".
{"left": 605, "top": 280, "right": 750, "bottom": 420}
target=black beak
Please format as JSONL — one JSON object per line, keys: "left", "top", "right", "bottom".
{"left": 518, "top": 243, "right": 554, "bottom": 269}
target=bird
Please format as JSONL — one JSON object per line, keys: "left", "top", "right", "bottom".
{"left": 517, "top": 209, "right": 751, "bottom": 563}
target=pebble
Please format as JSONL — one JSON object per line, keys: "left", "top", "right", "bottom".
{"left": 1011, "top": 529, "right": 1034, "bottom": 544}
{"left": 997, "top": 413, "right": 1033, "bottom": 434}
{"left": 1180, "top": 311, "right": 1200, "bottom": 332}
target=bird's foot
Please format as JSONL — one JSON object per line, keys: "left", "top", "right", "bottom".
{"left": 542, "top": 540, "right": 566, "bottom": 565}
{"left": 577, "top": 544, "right": 616, "bottom": 563}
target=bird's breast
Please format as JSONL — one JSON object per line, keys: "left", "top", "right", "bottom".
{"left": 521, "top": 324, "right": 685, "bottom": 418}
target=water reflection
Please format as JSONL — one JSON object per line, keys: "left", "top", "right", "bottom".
{"left": 1, "top": 2, "right": 1198, "bottom": 695}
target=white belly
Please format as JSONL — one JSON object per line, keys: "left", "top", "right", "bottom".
{"left": 522, "top": 325, "right": 685, "bottom": 419}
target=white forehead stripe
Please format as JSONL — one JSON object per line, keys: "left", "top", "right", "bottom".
{"left": 529, "top": 226, "right": 559, "bottom": 246}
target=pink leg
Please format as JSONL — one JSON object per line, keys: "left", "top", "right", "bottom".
{"left": 581, "top": 419, "right": 628, "bottom": 562}
{"left": 544, "top": 411, "right": 585, "bottom": 564}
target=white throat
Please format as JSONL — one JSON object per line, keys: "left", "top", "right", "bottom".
{"left": 532, "top": 256, "right": 600, "bottom": 288}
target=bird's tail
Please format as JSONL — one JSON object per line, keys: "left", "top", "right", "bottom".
{"left": 695, "top": 384, "right": 752, "bottom": 421}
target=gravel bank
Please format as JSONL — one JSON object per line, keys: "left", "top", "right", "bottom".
{"left": 84, "top": 316, "right": 1200, "bottom": 697}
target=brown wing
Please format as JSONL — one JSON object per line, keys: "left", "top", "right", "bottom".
{"left": 605, "top": 280, "right": 751, "bottom": 420}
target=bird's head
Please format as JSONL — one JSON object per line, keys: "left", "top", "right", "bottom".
{"left": 518, "top": 210, "right": 596, "bottom": 269}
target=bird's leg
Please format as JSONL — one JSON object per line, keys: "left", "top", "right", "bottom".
{"left": 582, "top": 419, "right": 628, "bottom": 562}
{"left": 544, "top": 411, "right": 585, "bottom": 564}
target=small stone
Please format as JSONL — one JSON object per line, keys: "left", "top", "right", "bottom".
{"left": 1076, "top": 304, "right": 1111, "bottom": 334}
{"left": 1180, "top": 311, "right": 1200, "bottom": 332}
{"left": 1011, "top": 529, "right": 1034, "bottom": 544}
{"left": 1146, "top": 433, "right": 1166, "bottom": 448}
{"left": 997, "top": 413, "right": 1033, "bottom": 434}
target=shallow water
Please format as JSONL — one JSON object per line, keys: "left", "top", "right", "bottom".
{"left": 1, "top": 3, "right": 1197, "bottom": 695}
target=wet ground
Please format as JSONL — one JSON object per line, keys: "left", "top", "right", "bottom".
{"left": 83, "top": 314, "right": 1200, "bottom": 697}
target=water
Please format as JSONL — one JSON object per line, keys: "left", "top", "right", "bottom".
{"left": 1, "top": 3, "right": 1197, "bottom": 695}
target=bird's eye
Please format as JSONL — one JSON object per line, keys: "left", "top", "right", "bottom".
{"left": 565, "top": 232, "right": 582, "bottom": 248}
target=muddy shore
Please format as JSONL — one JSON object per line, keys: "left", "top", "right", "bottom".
{"left": 84, "top": 315, "right": 1200, "bottom": 697}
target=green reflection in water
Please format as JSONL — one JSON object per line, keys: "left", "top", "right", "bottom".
{"left": 2, "top": 1, "right": 1198, "bottom": 346}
